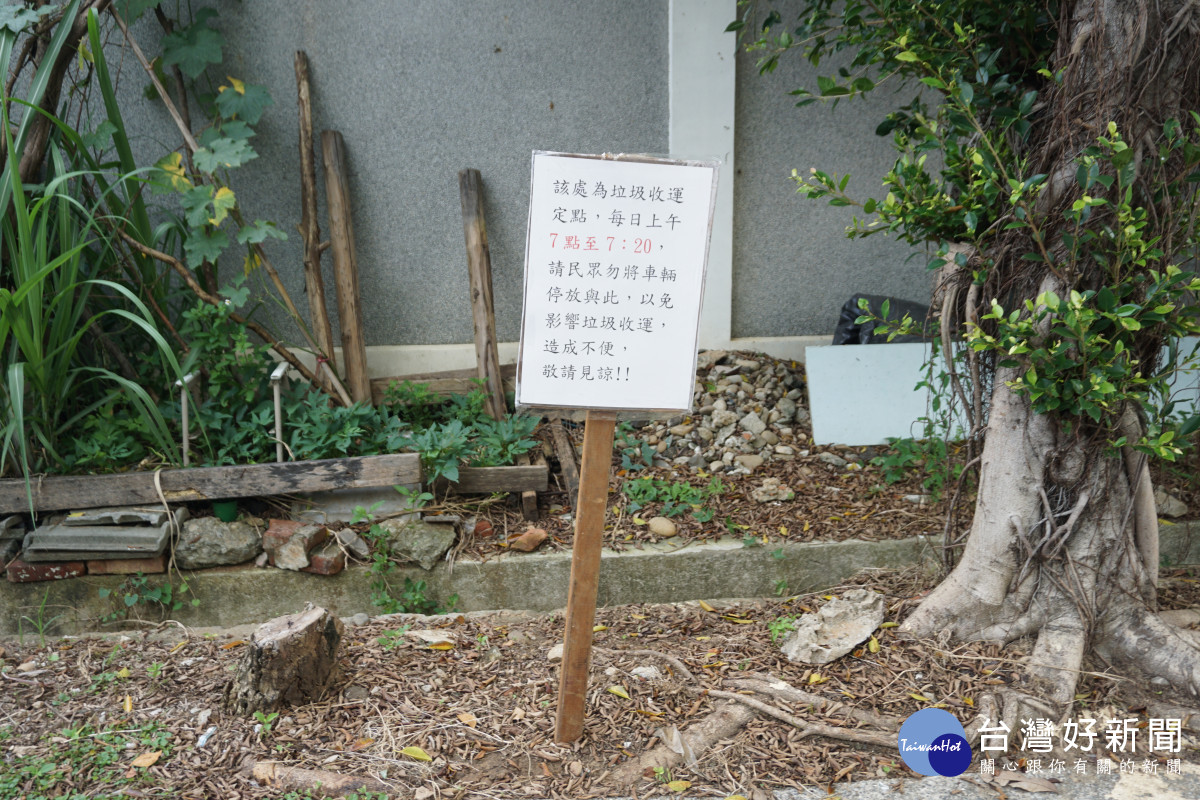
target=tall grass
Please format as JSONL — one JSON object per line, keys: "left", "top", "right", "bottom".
{"left": 1, "top": 8, "right": 185, "bottom": 502}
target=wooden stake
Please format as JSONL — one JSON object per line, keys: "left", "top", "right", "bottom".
{"left": 294, "top": 51, "right": 337, "bottom": 381}
{"left": 554, "top": 410, "right": 617, "bottom": 743}
{"left": 458, "top": 168, "right": 507, "bottom": 421}
{"left": 322, "top": 130, "right": 371, "bottom": 404}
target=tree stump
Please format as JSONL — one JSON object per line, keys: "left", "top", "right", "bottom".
{"left": 224, "top": 606, "right": 344, "bottom": 716}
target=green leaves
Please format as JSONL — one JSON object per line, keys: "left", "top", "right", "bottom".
{"left": 161, "top": 8, "right": 222, "bottom": 79}
{"left": 0, "top": 4, "right": 53, "bottom": 33}
{"left": 192, "top": 137, "right": 256, "bottom": 172}
{"left": 214, "top": 81, "right": 274, "bottom": 125}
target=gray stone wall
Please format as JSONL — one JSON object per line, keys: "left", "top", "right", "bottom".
{"left": 731, "top": 30, "right": 931, "bottom": 339}
{"left": 119, "top": 1, "right": 669, "bottom": 348}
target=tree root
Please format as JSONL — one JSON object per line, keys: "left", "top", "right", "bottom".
{"left": 725, "top": 673, "right": 903, "bottom": 730}
{"left": 243, "top": 759, "right": 394, "bottom": 796}
{"left": 601, "top": 649, "right": 897, "bottom": 787}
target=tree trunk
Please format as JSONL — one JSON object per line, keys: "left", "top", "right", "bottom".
{"left": 224, "top": 606, "right": 344, "bottom": 716}
{"left": 902, "top": 0, "right": 1200, "bottom": 735}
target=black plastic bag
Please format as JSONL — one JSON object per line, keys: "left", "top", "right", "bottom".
{"left": 831, "top": 293, "right": 930, "bottom": 344}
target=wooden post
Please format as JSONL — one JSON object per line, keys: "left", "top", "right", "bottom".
{"left": 322, "top": 130, "right": 371, "bottom": 404}
{"left": 554, "top": 410, "right": 617, "bottom": 743}
{"left": 294, "top": 51, "right": 337, "bottom": 382}
{"left": 458, "top": 168, "right": 507, "bottom": 421}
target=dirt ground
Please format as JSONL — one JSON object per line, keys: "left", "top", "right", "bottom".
{"left": 5, "top": 353, "right": 1200, "bottom": 798}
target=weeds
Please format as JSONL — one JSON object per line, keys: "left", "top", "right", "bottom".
{"left": 623, "top": 475, "right": 725, "bottom": 520}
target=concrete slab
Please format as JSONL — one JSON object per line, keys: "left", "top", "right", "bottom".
{"left": 3, "top": 521, "right": 1198, "bottom": 637}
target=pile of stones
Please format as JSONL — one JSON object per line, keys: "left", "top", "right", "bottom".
{"left": 631, "top": 349, "right": 821, "bottom": 475}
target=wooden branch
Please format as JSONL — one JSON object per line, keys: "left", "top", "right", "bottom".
{"left": 17, "top": 0, "right": 112, "bottom": 186}
{"left": 114, "top": 230, "right": 338, "bottom": 400}
{"left": 112, "top": 8, "right": 344, "bottom": 399}
{"left": 294, "top": 51, "right": 337, "bottom": 378}
{"left": 549, "top": 419, "right": 581, "bottom": 508}
{"left": 459, "top": 168, "right": 506, "bottom": 420}
{"left": 0, "top": 454, "right": 421, "bottom": 514}
{"left": 322, "top": 130, "right": 371, "bottom": 403}
{"left": 245, "top": 760, "right": 393, "bottom": 797}
{"left": 109, "top": 6, "right": 199, "bottom": 153}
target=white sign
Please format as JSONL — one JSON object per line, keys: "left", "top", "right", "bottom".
{"left": 516, "top": 152, "right": 718, "bottom": 412}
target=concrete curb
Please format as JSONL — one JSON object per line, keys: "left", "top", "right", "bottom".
{"left": 3, "top": 522, "right": 1198, "bottom": 636}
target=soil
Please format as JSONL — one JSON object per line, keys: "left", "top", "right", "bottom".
{"left": 5, "top": 350, "right": 1200, "bottom": 798}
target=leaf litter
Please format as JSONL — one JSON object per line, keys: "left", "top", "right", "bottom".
{"left": 5, "top": 566, "right": 1200, "bottom": 798}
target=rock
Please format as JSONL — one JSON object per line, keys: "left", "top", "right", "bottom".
{"left": 776, "top": 396, "right": 797, "bottom": 422}
{"left": 739, "top": 411, "right": 767, "bottom": 435}
{"left": 817, "top": 451, "right": 848, "bottom": 468}
{"left": 509, "top": 528, "right": 549, "bottom": 552}
{"left": 1155, "top": 487, "right": 1188, "bottom": 518}
{"left": 547, "top": 643, "right": 564, "bottom": 661}
{"left": 696, "top": 426, "right": 715, "bottom": 442}
{"left": 760, "top": 430, "right": 780, "bottom": 445}
{"left": 711, "top": 409, "right": 738, "bottom": 429}
{"left": 751, "top": 478, "right": 794, "bottom": 503}
{"left": 733, "top": 454, "right": 764, "bottom": 472}
{"left": 274, "top": 524, "right": 329, "bottom": 572}
{"left": 175, "top": 518, "right": 261, "bottom": 569}
{"left": 903, "top": 494, "right": 931, "bottom": 505}
{"left": 780, "top": 589, "right": 886, "bottom": 665}
{"left": 696, "top": 350, "right": 729, "bottom": 370}
{"left": 347, "top": 613, "right": 370, "bottom": 627}
{"left": 335, "top": 529, "right": 370, "bottom": 559}
{"left": 647, "top": 516, "right": 678, "bottom": 538}
{"left": 407, "top": 629, "right": 457, "bottom": 647}
{"left": 774, "top": 445, "right": 795, "bottom": 456}
{"left": 669, "top": 423, "right": 695, "bottom": 437}
{"left": 377, "top": 518, "right": 457, "bottom": 569}
{"left": 630, "top": 665, "right": 664, "bottom": 681}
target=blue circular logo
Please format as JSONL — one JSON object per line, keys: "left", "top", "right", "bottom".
{"left": 897, "top": 708, "right": 972, "bottom": 776}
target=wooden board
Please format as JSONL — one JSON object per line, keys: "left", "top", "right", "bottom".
{"left": 433, "top": 464, "right": 549, "bottom": 496}
{"left": 0, "top": 454, "right": 422, "bottom": 514}
{"left": 370, "top": 364, "right": 517, "bottom": 405}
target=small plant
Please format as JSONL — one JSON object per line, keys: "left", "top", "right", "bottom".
{"left": 615, "top": 422, "right": 656, "bottom": 471}
{"left": 147, "top": 662, "right": 165, "bottom": 680}
{"left": 652, "top": 765, "right": 673, "bottom": 783}
{"left": 99, "top": 573, "right": 199, "bottom": 623}
{"left": 768, "top": 615, "right": 798, "bottom": 642}
{"left": 376, "top": 626, "right": 411, "bottom": 650}
{"left": 623, "top": 475, "right": 725, "bottom": 520}
{"left": 18, "top": 587, "right": 64, "bottom": 647}
{"left": 253, "top": 710, "right": 279, "bottom": 738}
{"left": 774, "top": 579, "right": 790, "bottom": 596}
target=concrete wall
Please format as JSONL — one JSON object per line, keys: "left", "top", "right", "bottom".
{"left": 113, "top": 0, "right": 930, "bottom": 373}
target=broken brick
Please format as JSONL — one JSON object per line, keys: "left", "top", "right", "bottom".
{"left": 263, "top": 520, "right": 328, "bottom": 568}
{"left": 6, "top": 557, "right": 85, "bottom": 583}
{"left": 301, "top": 540, "right": 346, "bottom": 576}
{"left": 85, "top": 554, "right": 168, "bottom": 575}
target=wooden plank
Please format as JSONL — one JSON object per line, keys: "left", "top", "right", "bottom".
{"left": 555, "top": 410, "right": 617, "bottom": 743}
{"left": 322, "top": 130, "right": 371, "bottom": 404}
{"left": 518, "top": 451, "right": 543, "bottom": 521}
{"left": 549, "top": 418, "right": 581, "bottom": 509}
{"left": 458, "top": 168, "right": 507, "bottom": 420}
{"left": 295, "top": 51, "right": 337, "bottom": 382}
{"left": 434, "top": 464, "right": 549, "bottom": 496}
{"left": 0, "top": 454, "right": 422, "bottom": 514}
{"left": 370, "top": 365, "right": 515, "bottom": 405}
